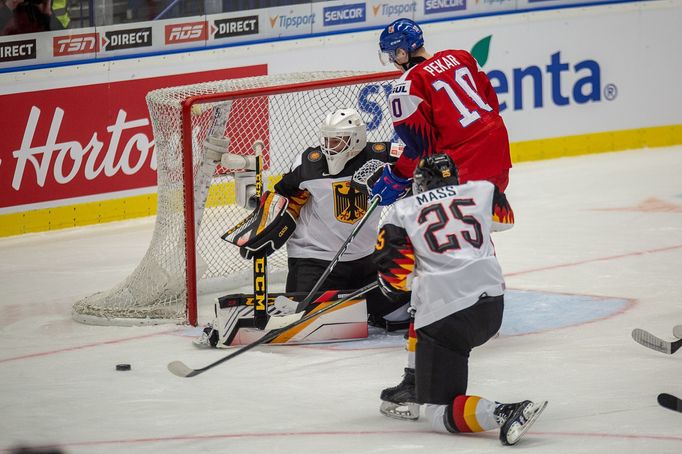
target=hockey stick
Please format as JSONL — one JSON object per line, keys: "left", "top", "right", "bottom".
{"left": 658, "top": 393, "right": 682, "bottom": 413}
{"left": 291, "top": 159, "right": 386, "bottom": 313}
{"left": 631, "top": 328, "right": 682, "bottom": 354}
{"left": 250, "top": 141, "right": 268, "bottom": 330}
{"left": 293, "top": 195, "right": 381, "bottom": 312}
{"left": 168, "top": 281, "right": 378, "bottom": 377}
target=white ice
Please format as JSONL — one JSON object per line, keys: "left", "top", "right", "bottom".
{"left": 1, "top": 146, "right": 681, "bottom": 453}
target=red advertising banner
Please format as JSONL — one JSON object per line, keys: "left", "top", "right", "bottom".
{"left": 53, "top": 32, "right": 100, "bottom": 56}
{"left": 0, "top": 64, "right": 267, "bottom": 209}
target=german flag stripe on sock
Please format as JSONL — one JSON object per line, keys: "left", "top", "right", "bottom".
{"left": 452, "top": 395, "right": 484, "bottom": 433}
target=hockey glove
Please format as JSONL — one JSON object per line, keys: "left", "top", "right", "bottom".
{"left": 377, "top": 274, "right": 412, "bottom": 305}
{"left": 370, "top": 164, "right": 411, "bottom": 206}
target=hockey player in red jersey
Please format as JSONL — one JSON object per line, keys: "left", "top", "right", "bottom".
{"left": 373, "top": 18, "right": 516, "bottom": 418}
{"left": 373, "top": 154, "right": 546, "bottom": 445}
{"left": 371, "top": 18, "right": 513, "bottom": 209}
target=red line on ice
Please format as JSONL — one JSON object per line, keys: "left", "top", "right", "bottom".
{"left": 5, "top": 429, "right": 681, "bottom": 451}
{"left": 0, "top": 329, "right": 177, "bottom": 364}
{"left": 505, "top": 244, "right": 682, "bottom": 277}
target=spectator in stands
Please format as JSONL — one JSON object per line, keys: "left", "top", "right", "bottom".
{"left": 49, "top": 0, "right": 69, "bottom": 30}
{"left": 0, "top": 0, "right": 23, "bottom": 34}
{"left": 1, "top": 0, "right": 49, "bottom": 35}
{"left": 1, "top": 0, "right": 67, "bottom": 35}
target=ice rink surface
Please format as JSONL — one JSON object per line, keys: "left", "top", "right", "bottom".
{"left": 1, "top": 146, "right": 681, "bottom": 453}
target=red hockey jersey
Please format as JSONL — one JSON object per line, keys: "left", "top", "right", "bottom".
{"left": 388, "top": 49, "right": 512, "bottom": 190}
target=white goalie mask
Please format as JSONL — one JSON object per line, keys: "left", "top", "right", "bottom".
{"left": 319, "top": 108, "right": 367, "bottom": 175}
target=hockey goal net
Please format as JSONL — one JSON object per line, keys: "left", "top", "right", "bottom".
{"left": 72, "top": 70, "right": 399, "bottom": 326}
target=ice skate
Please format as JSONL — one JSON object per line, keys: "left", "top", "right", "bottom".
{"left": 495, "top": 400, "right": 548, "bottom": 445}
{"left": 192, "top": 323, "right": 218, "bottom": 349}
{"left": 379, "top": 368, "right": 420, "bottom": 420}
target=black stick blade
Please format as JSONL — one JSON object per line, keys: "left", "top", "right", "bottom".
{"left": 657, "top": 393, "right": 682, "bottom": 413}
{"left": 631, "top": 329, "right": 672, "bottom": 354}
{"left": 168, "top": 361, "right": 199, "bottom": 378}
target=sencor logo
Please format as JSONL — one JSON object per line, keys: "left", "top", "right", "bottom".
{"left": 424, "top": 0, "right": 466, "bottom": 14}
{"left": 372, "top": 2, "right": 417, "bottom": 17}
{"left": 53, "top": 33, "right": 99, "bottom": 56}
{"left": 165, "top": 22, "right": 207, "bottom": 44}
{"left": 269, "top": 14, "right": 315, "bottom": 30}
{"left": 323, "top": 3, "right": 366, "bottom": 26}
{"left": 0, "top": 39, "right": 36, "bottom": 62}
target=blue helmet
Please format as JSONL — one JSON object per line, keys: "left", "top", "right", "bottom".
{"left": 378, "top": 18, "right": 424, "bottom": 64}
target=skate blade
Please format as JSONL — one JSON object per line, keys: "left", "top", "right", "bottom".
{"left": 379, "top": 401, "right": 420, "bottom": 421}
{"left": 505, "top": 400, "right": 548, "bottom": 445}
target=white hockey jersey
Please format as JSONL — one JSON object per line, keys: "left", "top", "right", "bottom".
{"left": 378, "top": 180, "right": 505, "bottom": 329}
{"left": 274, "top": 142, "right": 394, "bottom": 262}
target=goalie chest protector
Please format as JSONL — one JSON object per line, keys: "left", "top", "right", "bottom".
{"left": 274, "top": 142, "right": 394, "bottom": 261}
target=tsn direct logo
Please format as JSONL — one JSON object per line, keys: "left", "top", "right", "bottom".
{"left": 165, "top": 21, "right": 208, "bottom": 44}
{"left": 53, "top": 33, "right": 99, "bottom": 56}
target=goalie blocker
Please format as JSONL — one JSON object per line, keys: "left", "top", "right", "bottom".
{"left": 222, "top": 191, "right": 297, "bottom": 260}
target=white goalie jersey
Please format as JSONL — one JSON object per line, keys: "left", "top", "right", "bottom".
{"left": 274, "top": 142, "right": 395, "bottom": 262}
{"left": 375, "top": 180, "right": 505, "bottom": 330}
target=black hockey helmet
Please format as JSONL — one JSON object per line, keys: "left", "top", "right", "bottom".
{"left": 412, "top": 154, "right": 459, "bottom": 193}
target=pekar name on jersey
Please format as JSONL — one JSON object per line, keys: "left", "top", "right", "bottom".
{"left": 415, "top": 186, "right": 458, "bottom": 205}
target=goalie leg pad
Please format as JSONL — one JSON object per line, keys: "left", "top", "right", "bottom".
{"left": 193, "top": 301, "right": 255, "bottom": 349}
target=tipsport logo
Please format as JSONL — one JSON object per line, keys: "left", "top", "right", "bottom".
{"left": 371, "top": 2, "right": 417, "bottom": 17}
{"left": 323, "top": 3, "right": 365, "bottom": 27}
{"left": 269, "top": 14, "right": 315, "bottom": 31}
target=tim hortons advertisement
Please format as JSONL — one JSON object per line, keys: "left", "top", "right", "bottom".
{"left": 0, "top": 64, "right": 267, "bottom": 210}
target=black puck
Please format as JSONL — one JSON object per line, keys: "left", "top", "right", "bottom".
{"left": 115, "top": 364, "right": 131, "bottom": 371}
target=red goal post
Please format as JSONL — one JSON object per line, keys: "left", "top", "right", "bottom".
{"left": 72, "top": 70, "right": 400, "bottom": 327}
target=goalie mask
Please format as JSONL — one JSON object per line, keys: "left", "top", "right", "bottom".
{"left": 412, "top": 154, "right": 459, "bottom": 194}
{"left": 319, "top": 108, "right": 367, "bottom": 175}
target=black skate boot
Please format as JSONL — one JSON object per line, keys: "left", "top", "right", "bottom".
{"left": 379, "top": 368, "right": 419, "bottom": 420}
{"left": 192, "top": 323, "right": 219, "bottom": 348}
{"left": 494, "top": 400, "right": 548, "bottom": 445}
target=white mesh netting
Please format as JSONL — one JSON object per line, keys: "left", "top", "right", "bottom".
{"left": 72, "top": 71, "right": 398, "bottom": 326}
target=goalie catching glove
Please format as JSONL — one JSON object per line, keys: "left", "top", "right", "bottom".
{"left": 221, "top": 191, "right": 297, "bottom": 259}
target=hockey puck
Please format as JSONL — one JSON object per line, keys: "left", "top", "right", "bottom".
{"left": 115, "top": 364, "right": 131, "bottom": 371}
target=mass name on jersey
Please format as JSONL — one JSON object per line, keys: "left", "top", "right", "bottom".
{"left": 423, "top": 54, "right": 461, "bottom": 76}
{"left": 415, "top": 186, "right": 458, "bottom": 205}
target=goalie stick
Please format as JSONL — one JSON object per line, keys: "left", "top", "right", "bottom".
{"left": 658, "top": 393, "right": 682, "bottom": 413}
{"left": 631, "top": 328, "right": 682, "bottom": 354}
{"left": 251, "top": 140, "right": 268, "bottom": 330}
{"left": 168, "top": 281, "right": 378, "bottom": 378}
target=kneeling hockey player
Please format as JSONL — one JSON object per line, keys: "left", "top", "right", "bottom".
{"left": 372, "top": 154, "right": 547, "bottom": 445}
